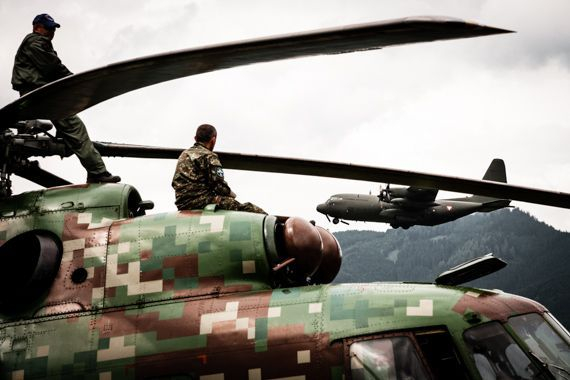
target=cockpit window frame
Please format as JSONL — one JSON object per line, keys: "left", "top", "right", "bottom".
{"left": 345, "top": 331, "right": 433, "bottom": 380}
{"left": 508, "top": 312, "right": 570, "bottom": 379}
{"left": 463, "top": 313, "right": 570, "bottom": 380}
{"left": 343, "top": 326, "right": 468, "bottom": 380}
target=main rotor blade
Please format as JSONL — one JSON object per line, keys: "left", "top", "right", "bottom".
{"left": 0, "top": 17, "right": 511, "bottom": 124}
{"left": 94, "top": 142, "right": 182, "bottom": 159}
{"left": 93, "top": 142, "right": 570, "bottom": 209}
{"left": 13, "top": 161, "right": 71, "bottom": 188}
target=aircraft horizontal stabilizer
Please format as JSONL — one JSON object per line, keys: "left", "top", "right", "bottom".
{"left": 477, "top": 199, "right": 512, "bottom": 212}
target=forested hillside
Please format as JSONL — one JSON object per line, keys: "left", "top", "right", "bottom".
{"left": 333, "top": 208, "right": 570, "bottom": 327}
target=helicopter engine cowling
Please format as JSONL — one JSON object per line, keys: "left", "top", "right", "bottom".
{"left": 264, "top": 216, "right": 342, "bottom": 286}
{"left": 311, "top": 226, "right": 342, "bottom": 284}
{"left": 0, "top": 231, "right": 62, "bottom": 308}
{"left": 282, "top": 217, "right": 323, "bottom": 277}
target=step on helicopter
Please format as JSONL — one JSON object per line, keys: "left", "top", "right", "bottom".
{"left": 1, "top": 16, "right": 570, "bottom": 380}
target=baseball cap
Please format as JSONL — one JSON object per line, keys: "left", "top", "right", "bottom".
{"left": 32, "top": 14, "right": 61, "bottom": 30}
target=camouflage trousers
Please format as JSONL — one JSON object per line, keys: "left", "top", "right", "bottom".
{"left": 178, "top": 195, "right": 266, "bottom": 214}
{"left": 215, "top": 196, "right": 267, "bottom": 214}
{"left": 53, "top": 115, "right": 107, "bottom": 176}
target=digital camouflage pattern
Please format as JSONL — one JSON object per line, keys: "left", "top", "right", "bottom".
{"left": 172, "top": 142, "right": 265, "bottom": 214}
{"left": 0, "top": 184, "right": 556, "bottom": 379}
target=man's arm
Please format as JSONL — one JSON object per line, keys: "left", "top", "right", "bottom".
{"left": 206, "top": 155, "right": 232, "bottom": 196}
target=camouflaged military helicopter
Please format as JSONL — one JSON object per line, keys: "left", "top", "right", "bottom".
{"left": 1, "top": 16, "right": 570, "bottom": 380}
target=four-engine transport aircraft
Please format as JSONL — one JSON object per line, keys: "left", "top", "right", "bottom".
{"left": 317, "top": 158, "right": 512, "bottom": 228}
{"left": 1, "top": 16, "right": 570, "bottom": 380}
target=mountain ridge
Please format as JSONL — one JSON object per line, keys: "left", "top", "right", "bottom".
{"left": 332, "top": 208, "right": 570, "bottom": 327}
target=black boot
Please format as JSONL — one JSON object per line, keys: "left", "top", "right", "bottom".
{"left": 87, "top": 171, "right": 121, "bottom": 183}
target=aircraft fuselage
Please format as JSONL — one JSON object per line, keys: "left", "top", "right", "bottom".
{"left": 317, "top": 193, "right": 488, "bottom": 228}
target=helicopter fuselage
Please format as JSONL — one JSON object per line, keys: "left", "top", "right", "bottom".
{"left": 0, "top": 184, "right": 568, "bottom": 379}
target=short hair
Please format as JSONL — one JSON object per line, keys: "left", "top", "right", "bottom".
{"left": 195, "top": 124, "right": 217, "bottom": 143}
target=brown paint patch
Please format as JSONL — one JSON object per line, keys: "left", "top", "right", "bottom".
{"left": 177, "top": 210, "right": 203, "bottom": 218}
{"left": 116, "top": 263, "right": 129, "bottom": 275}
{"left": 453, "top": 292, "right": 545, "bottom": 322}
{"left": 43, "top": 259, "right": 96, "bottom": 308}
{"left": 162, "top": 279, "right": 175, "bottom": 292}
{"left": 95, "top": 309, "right": 138, "bottom": 337}
{"left": 163, "top": 255, "right": 198, "bottom": 278}
{"left": 198, "top": 276, "right": 225, "bottom": 289}
{"left": 106, "top": 287, "right": 116, "bottom": 298}
{"left": 62, "top": 213, "right": 110, "bottom": 249}
{"left": 140, "top": 250, "right": 152, "bottom": 261}
{"left": 141, "top": 269, "right": 163, "bottom": 282}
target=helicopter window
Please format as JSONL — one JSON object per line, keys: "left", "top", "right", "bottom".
{"left": 415, "top": 329, "right": 469, "bottom": 379}
{"left": 509, "top": 313, "right": 570, "bottom": 378}
{"left": 349, "top": 336, "right": 431, "bottom": 379}
{"left": 463, "top": 321, "right": 543, "bottom": 380}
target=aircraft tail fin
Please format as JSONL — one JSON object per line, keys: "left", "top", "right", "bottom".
{"left": 482, "top": 158, "right": 507, "bottom": 183}
{"left": 466, "top": 159, "right": 510, "bottom": 208}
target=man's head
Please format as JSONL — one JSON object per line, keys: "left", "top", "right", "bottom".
{"left": 195, "top": 124, "right": 217, "bottom": 150}
{"left": 32, "top": 14, "right": 60, "bottom": 40}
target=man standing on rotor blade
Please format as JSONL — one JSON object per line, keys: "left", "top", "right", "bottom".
{"left": 11, "top": 13, "right": 120, "bottom": 184}
{"left": 172, "top": 124, "right": 266, "bottom": 214}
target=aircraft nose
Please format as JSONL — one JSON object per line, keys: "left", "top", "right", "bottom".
{"left": 316, "top": 203, "right": 327, "bottom": 213}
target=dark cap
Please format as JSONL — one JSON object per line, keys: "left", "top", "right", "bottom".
{"left": 33, "top": 14, "right": 61, "bottom": 30}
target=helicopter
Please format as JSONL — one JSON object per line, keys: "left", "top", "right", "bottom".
{"left": 1, "top": 16, "right": 570, "bottom": 379}
{"left": 317, "top": 158, "right": 511, "bottom": 228}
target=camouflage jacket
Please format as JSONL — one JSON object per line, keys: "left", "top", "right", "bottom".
{"left": 11, "top": 32, "right": 72, "bottom": 93}
{"left": 172, "top": 142, "right": 232, "bottom": 210}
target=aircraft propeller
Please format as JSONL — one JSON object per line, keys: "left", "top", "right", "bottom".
{"left": 379, "top": 184, "right": 391, "bottom": 202}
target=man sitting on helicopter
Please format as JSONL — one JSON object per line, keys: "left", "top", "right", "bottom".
{"left": 172, "top": 124, "right": 266, "bottom": 214}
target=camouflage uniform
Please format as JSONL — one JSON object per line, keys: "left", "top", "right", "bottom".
{"left": 11, "top": 32, "right": 108, "bottom": 176}
{"left": 172, "top": 142, "right": 266, "bottom": 213}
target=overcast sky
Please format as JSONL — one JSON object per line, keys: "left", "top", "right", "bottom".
{"left": 1, "top": 0, "right": 569, "bottom": 233}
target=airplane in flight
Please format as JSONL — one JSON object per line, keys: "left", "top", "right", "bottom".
{"left": 317, "top": 158, "right": 511, "bottom": 228}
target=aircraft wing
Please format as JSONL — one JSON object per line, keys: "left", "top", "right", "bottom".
{"left": 0, "top": 17, "right": 510, "bottom": 125}
{"left": 384, "top": 187, "right": 439, "bottom": 210}
{"left": 93, "top": 142, "right": 570, "bottom": 209}
{"left": 405, "top": 187, "right": 439, "bottom": 202}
